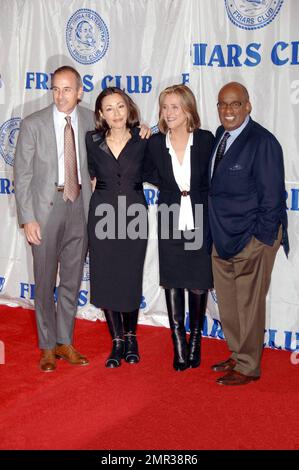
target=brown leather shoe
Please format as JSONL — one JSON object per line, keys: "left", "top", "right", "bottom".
{"left": 211, "top": 357, "right": 236, "bottom": 372}
{"left": 40, "top": 349, "right": 56, "bottom": 372}
{"left": 55, "top": 344, "right": 89, "bottom": 366}
{"left": 216, "top": 370, "right": 260, "bottom": 386}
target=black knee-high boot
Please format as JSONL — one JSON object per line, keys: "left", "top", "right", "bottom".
{"left": 103, "top": 309, "right": 124, "bottom": 368}
{"left": 122, "top": 310, "right": 140, "bottom": 364}
{"left": 122, "top": 309, "right": 140, "bottom": 364}
{"left": 188, "top": 290, "right": 208, "bottom": 368}
{"left": 165, "top": 288, "right": 188, "bottom": 371}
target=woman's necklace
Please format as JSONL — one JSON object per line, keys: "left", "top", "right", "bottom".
{"left": 106, "top": 130, "right": 130, "bottom": 145}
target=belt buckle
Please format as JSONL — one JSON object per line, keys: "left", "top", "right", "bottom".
{"left": 181, "top": 190, "right": 189, "bottom": 197}
{"left": 57, "top": 185, "right": 81, "bottom": 191}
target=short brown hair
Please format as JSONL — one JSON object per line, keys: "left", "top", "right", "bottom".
{"left": 94, "top": 87, "right": 140, "bottom": 132}
{"left": 158, "top": 84, "right": 201, "bottom": 134}
{"left": 52, "top": 65, "right": 82, "bottom": 90}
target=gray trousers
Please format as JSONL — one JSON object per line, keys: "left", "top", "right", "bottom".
{"left": 32, "top": 192, "right": 87, "bottom": 349}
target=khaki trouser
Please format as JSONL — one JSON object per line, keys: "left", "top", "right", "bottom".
{"left": 212, "top": 227, "right": 282, "bottom": 377}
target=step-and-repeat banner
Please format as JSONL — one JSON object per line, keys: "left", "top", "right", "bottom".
{"left": 0, "top": 0, "right": 298, "bottom": 351}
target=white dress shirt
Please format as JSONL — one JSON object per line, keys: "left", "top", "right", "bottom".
{"left": 53, "top": 105, "right": 81, "bottom": 185}
{"left": 166, "top": 131, "right": 194, "bottom": 231}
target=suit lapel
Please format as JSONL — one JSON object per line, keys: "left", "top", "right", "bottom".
{"left": 190, "top": 131, "right": 198, "bottom": 189}
{"left": 221, "top": 118, "right": 253, "bottom": 168}
{"left": 77, "top": 107, "right": 88, "bottom": 171}
{"left": 210, "top": 118, "right": 253, "bottom": 182}
{"left": 41, "top": 105, "right": 59, "bottom": 180}
{"left": 209, "top": 131, "right": 222, "bottom": 184}
{"left": 41, "top": 105, "right": 57, "bottom": 152}
{"left": 162, "top": 134, "right": 180, "bottom": 190}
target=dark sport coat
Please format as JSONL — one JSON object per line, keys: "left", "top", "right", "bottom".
{"left": 208, "top": 117, "right": 289, "bottom": 260}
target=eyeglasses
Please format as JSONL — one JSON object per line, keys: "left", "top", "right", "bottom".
{"left": 217, "top": 101, "right": 243, "bottom": 110}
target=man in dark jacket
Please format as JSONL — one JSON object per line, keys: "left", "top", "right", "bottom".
{"left": 209, "top": 82, "right": 289, "bottom": 386}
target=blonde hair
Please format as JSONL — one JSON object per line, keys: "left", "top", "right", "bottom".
{"left": 158, "top": 84, "right": 201, "bottom": 134}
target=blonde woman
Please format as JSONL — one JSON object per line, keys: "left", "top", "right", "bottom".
{"left": 144, "top": 85, "right": 214, "bottom": 371}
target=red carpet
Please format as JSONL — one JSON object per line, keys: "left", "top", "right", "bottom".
{"left": 0, "top": 305, "right": 298, "bottom": 450}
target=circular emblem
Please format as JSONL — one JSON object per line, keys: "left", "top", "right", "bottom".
{"left": 225, "top": 0, "right": 284, "bottom": 30}
{"left": 66, "top": 9, "right": 109, "bottom": 65}
{"left": 0, "top": 118, "right": 21, "bottom": 167}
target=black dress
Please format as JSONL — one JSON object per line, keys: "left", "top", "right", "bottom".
{"left": 143, "top": 129, "right": 214, "bottom": 290}
{"left": 86, "top": 127, "right": 148, "bottom": 312}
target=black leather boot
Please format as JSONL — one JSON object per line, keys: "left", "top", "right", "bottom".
{"left": 165, "top": 288, "right": 188, "bottom": 371}
{"left": 103, "top": 310, "right": 124, "bottom": 368}
{"left": 123, "top": 309, "right": 140, "bottom": 364}
{"left": 188, "top": 290, "right": 208, "bottom": 368}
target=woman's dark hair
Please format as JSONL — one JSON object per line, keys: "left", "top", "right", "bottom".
{"left": 94, "top": 87, "right": 140, "bottom": 132}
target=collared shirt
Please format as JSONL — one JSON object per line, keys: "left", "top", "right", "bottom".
{"left": 211, "top": 115, "right": 250, "bottom": 177}
{"left": 53, "top": 105, "right": 81, "bottom": 185}
{"left": 166, "top": 131, "right": 194, "bottom": 231}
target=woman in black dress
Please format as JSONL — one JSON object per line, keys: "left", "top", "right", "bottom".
{"left": 86, "top": 87, "right": 148, "bottom": 368}
{"left": 144, "top": 84, "right": 214, "bottom": 371}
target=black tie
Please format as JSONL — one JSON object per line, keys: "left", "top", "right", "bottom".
{"left": 213, "top": 131, "right": 230, "bottom": 176}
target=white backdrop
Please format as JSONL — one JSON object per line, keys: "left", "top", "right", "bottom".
{"left": 0, "top": 0, "right": 298, "bottom": 351}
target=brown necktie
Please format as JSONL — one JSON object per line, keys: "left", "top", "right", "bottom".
{"left": 63, "top": 115, "right": 80, "bottom": 202}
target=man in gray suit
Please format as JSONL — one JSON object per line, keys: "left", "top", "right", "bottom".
{"left": 14, "top": 65, "right": 94, "bottom": 372}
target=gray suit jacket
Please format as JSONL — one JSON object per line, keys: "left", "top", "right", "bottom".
{"left": 14, "top": 104, "right": 95, "bottom": 228}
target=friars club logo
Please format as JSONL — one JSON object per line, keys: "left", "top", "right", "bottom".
{"left": 66, "top": 9, "right": 109, "bottom": 65}
{"left": 0, "top": 118, "right": 21, "bottom": 167}
{"left": 225, "top": 0, "right": 284, "bottom": 30}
